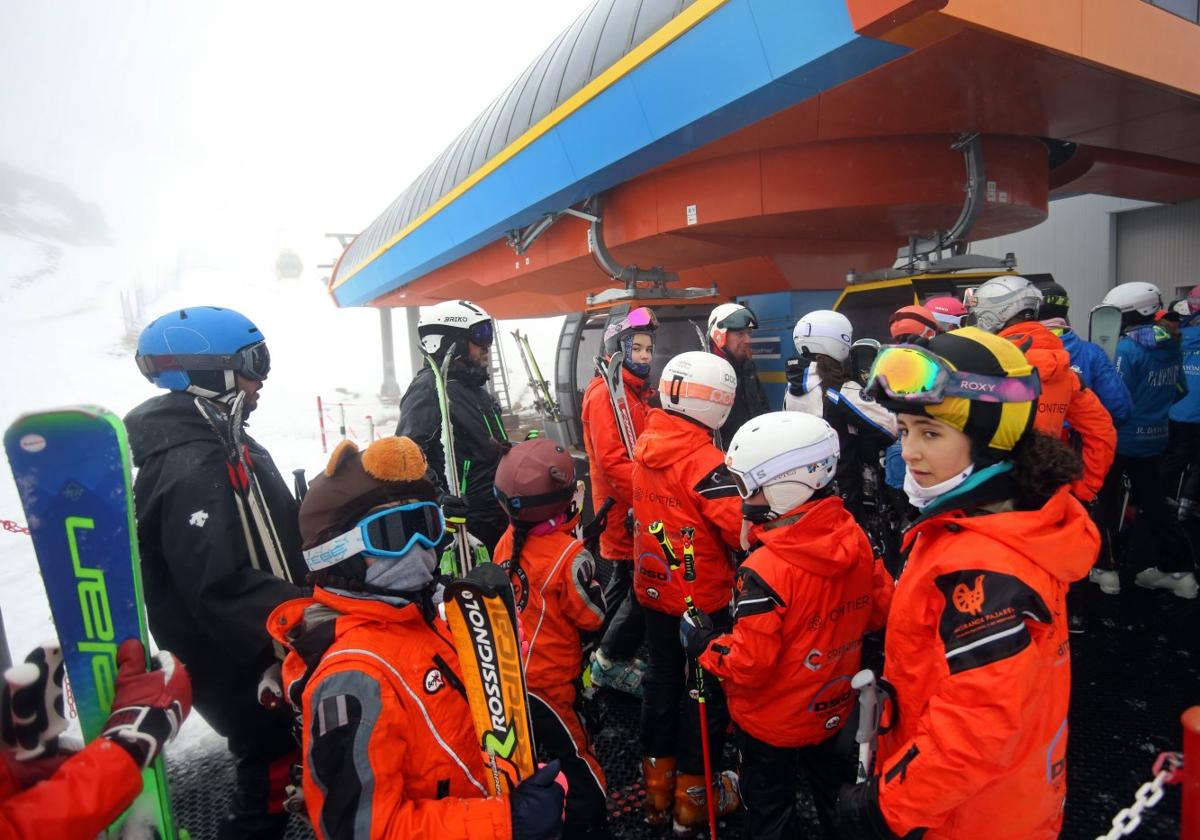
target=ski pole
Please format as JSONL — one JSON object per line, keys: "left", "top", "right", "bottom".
{"left": 852, "top": 669, "right": 881, "bottom": 784}
{"left": 649, "top": 521, "right": 719, "bottom": 839}
{"left": 292, "top": 468, "right": 308, "bottom": 503}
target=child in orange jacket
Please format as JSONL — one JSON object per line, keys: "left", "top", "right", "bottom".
{"left": 492, "top": 438, "right": 610, "bottom": 840}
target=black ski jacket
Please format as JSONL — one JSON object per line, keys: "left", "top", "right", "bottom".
{"left": 125, "top": 392, "right": 307, "bottom": 678}
{"left": 714, "top": 349, "right": 771, "bottom": 448}
{"left": 396, "top": 361, "right": 509, "bottom": 547}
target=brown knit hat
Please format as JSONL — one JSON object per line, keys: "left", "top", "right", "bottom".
{"left": 299, "top": 437, "right": 438, "bottom": 551}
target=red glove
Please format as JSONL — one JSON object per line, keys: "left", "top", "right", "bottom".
{"left": 100, "top": 640, "right": 192, "bottom": 769}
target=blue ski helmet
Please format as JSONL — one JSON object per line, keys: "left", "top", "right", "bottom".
{"left": 136, "top": 307, "right": 269, "bottom": 401}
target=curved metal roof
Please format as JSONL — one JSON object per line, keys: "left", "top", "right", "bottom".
{"left": 338, "top": 0, "right": 697, "bottom": 280}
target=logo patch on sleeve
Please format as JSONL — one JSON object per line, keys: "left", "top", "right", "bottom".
{"left": 934, "top": 569, "right": 1051, "bottom": 674}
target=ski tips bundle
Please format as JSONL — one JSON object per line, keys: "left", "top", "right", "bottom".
{"left": 444, "top": 563, "right": 537, "bottom": 796}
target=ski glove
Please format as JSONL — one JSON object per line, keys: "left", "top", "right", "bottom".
{"left": 101, "top": 639, "right": 192, "bottom": 770}
{"left": 679, "top": 609, "right": 718, "bottom": 659}
{"left": 785, "top": 357, "right": 808, "bottom": 395}
{"left": 1, "top": 644, "right": 68, "bottom": 760}
{"left": 509, "top": 758, "right": 565, "bottom": 840}
{"left": 836, "top": 779, "right": 922, "bottom": 840}
{"left": 440, "top": 493, "right": 470, "bottom": 525}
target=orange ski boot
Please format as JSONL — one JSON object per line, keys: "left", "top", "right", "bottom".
{"left": 642, "top": 756, "right": 677, "bottom": 827}
{"left": 672, "top": 770, "right": 740, "bottom": 837}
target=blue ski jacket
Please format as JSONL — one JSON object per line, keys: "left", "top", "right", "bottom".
{"left": 1169, "top": 316, "right": 1200, "bottom": 425}
{"left": 1053, "top": 327, "right": 1134, "bottom": 427}
{"left": 1114, "top": 325, "right": 1186, "bottom": 458}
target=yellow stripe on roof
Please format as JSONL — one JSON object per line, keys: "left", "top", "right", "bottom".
{"left": 332, "top": 0, "right": 730, "bottom": 293}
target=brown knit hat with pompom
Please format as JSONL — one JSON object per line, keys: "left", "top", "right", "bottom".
{"left": 299, "top": 436, "right": 437, "bottom": 550}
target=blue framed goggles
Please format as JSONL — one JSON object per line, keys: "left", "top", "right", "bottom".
{"left": 302, "top": 501, "right": 445, "bottom": 571}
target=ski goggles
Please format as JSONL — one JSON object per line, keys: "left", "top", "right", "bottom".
{"left": 728, "top": 440, "right": 839, "bottom": 499}
{"left": 302, "top": 501, "right": 445, "bottom": 571}
{"left": 661, "top": 376, "right": 736, "bottom": 407}
{"left": 865, "top": 344, "right": 1041, "bottom": 406}
{"left": 468, "top": 320, "right": 494, "bottom": 346}
{"left": 136, "top": 340, "right": 272, "bottom": 381}
{"left": 712, "top": 308, "right": 758, "bottom": 331}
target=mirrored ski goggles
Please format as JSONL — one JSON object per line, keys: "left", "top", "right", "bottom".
{"left": 136, "top": 341, "right": 271, "bottom": 381}
{"left": 302, "top": 501, "right": 445, "bottom": 571}
{"left": 713, "top": 308, "right": 758, "bottom": 331}
{"left": 865, "top": 344, "right": 1040, "bottom": 405}
{"left": 468, "top": 320, "right": 494, "bottom": 346}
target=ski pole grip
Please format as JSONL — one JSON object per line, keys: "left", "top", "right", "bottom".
{"left": 648, "top": 520, "right": 678, "bottom": 567}
{"left": 852, "top": 669, "right": 879, "bottom": 745}
{"left": 292, "top": 469, "right": 308, "bottom": 503}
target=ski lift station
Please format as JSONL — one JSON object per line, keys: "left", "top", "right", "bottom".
{"left": 326, "top": 0, "right": 1200, "bottom": 440}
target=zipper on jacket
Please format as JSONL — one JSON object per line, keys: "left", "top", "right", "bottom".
{"left": 884, "top": 744, "right": 920, "bottom": 784}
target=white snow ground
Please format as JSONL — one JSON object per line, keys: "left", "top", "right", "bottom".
{"left": 0, "top": 234, "right": 563, "bottom": 750}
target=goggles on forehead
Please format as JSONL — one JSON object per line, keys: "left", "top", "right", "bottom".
{"left": 468, "top": 320, "right": 494, "bottom": 346}
{"left": 136, "top": 340, "right": 271, "bottom": 381}
{"left": 865, "top": 344, "right": 1041, "bottom": 406}
{"left": 714, "top": 308, "right": 758, "bottom": 331}
{"left": 727, "top": 442, "right": 839, "bottom": 500}
{"left": 661, "top": 376, "right": 735, "bottom": 406}
{"left": 302, "top": 501, "right": 445, "bottom": 571}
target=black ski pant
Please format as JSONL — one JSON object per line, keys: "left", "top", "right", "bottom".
{"left": 736, "top": 728, "right": 852, "bottom": 840}
{"left": 530, "top": 691, "right": 610, "bottom": 838}
{"left": 189, "top": 655, "right": 298, "bottom": 840}
{"left": 599, "top": 560, "right": 644, "bottom": 661}
{"left": 1096, "top": 452, "right": 1193, "bottom": 575}
{"left": 1164, "top": 421, "right": 1200, "bottom": 502}
{"left": 640, "top": 606, "right": 731, "bottom": 776}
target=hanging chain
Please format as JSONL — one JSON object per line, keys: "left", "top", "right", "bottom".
{"left": 1096, "top": 752, "right": 1184, "bottom": 839}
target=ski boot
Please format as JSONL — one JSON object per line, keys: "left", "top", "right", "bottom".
{"left": 590, "top": 649, "right": 646, "bottom": 698}
{"left": 642, "top": 756, "right": 677, "bottom": 827}
{"left": 672, "top": 770, "right": 739, "bottom": 837}
{"left": 1089, "top": 567, "right": 1121, "bottom": 595}
{"left": 1134, "top": 567, "right": 1199, "bottom": 599}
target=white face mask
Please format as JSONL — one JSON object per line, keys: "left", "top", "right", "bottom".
{"left": 904, "top": 464, "right": 975, "bottom": 510}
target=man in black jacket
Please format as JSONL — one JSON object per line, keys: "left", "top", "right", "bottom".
{"left": 707, "top": 302, "right": 771, "bottom": 448}
{"left": 397, "top": 299, "right": 510, "bottom": 553}
{"left": 127, "top": 306, "right": 307, "bottom": 840}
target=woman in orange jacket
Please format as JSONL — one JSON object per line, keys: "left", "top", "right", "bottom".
{"left": 492, "top": 438, "right": 609, "bottom": 839}
{"left": 267, "top": 436, "right": 564, "bottom": 840}
{"left": 680, "top": 411, "right": 891, "bottom": 839}
{"left": 838, "top": 328, "right": 1099, "bottom": 840}
{"left": 581, "top": 306, "right": 657, "bottom": 696}
{"left": 631, "top": 350, "right": 744, "bottom": 835}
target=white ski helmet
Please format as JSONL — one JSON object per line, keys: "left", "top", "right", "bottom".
{"left": 725, "top": 411, "right": 840, "bottom": 519}
{"left": 707, "top": 303, "right": 758, "bottom": 348}
{"left": 417, "top": 300, "right": 494, "bottom": 356}
{"left": 793, "top": 310, "right": 852, "bottom": 363}
{"left": 967, "top": 275, "right": 1043, "bottom": 333}
{"left": 1101, "top": 282, "right": 1164, "bottom": 317}
{"left": 659, "top": 351, "right": 738, "bottom": 431}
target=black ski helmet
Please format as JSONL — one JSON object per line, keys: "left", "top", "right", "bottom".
{"left": 493, "top": 438, "right": 576, "bottom": 523}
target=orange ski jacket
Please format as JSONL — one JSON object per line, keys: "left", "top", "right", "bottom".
{"left": 698, "top": 495, "right": 891, "bottom": 747}
{"left": 0, "top": 738, "right": 143, "bottom": 840}
{"left": 493, "top": 525, "right": 605, "bottom": 703}
{"left": 580, "top": 367, "right": 652, "bottom": 560}
{"left": 268, "top": 588, "right": 511, "bottom": 840}
{"left": 631, "top": 408, "right": 744, "bottom": 616}
{"left": 999, "top": 321, "right": 1116, "bottom": 501}
{"left": 875, "top": 480, "right": 1097, "bottom": 840}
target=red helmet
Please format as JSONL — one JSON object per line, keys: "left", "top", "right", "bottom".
{"left": 925, "top": 296, "right": 969, "bottom": 329}
{"left": 889, "top": 305, "right": 940, "bottom": 341}
{"left": 493, "top": 438, "right": 576, "bottom": 523}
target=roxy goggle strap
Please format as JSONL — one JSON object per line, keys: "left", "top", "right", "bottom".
{"left": 866, "top": 344, "right": 1041, "bottom": 405}
{"left": 713, "top": 308, "right": 757, "bottom": 331}
{"left": 302, "top": 501, "right": 445, "bottom": 571}
{"left": 136, "top": 341, "right": 272, "bottom": 381}
{"left": 468, "top": 320, "right": 494, "bottom": 346}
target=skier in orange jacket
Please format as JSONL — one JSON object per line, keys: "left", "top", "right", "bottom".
{"left": 838, "top": 328, "right": 1098, "bottom": 840}
{"left": 632, "top": 350, "right": 744, "bottom": 834}
{"left": 492, "top": 438, "right": 609, "bottom": 839}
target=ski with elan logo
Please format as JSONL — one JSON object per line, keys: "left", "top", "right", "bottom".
{"left": 5, "top": 406, "right": 183, "bottom": 839}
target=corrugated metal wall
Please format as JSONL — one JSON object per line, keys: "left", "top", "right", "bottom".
{"left": 1116, "top": 200, "right": 1200, "bottom": 301}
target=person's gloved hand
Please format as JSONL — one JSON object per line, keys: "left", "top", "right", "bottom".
{"left": 440, "top": 493, "right": 470, "bottom": 527}
{"left": 509, "top": 759, "right": 565, "bottom": 840}
{"left": 1, "top": 644, "right": 68, "bottom": 760}
{"left": 679, "top": 608, "right": 717, "bottom": 659}
{"left": 257, "top": 662, "right": 284, "bottom": 710}
{"left": 785, "top": 358, "right": 808, "bottom": 395}
{"left": 101, "top": 639, "right": 192, "bottom": 769}
{"left": 836, "top": 779, "right": 913, "bottom": 839}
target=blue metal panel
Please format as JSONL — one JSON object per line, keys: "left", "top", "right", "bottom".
{"left": 554, "top": 75, "right": 657, "bottom": 177}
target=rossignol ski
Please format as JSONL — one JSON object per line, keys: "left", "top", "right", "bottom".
{"left": 595, "top": 350, "right": 637, "bottom": 459}
{"left": 193, "top": 392, "right": 294, "bottom": 585}
{"left": 422, "top": 348, "right": 475, "bottom": 577}
{"left": 4, "top": 406, "right": 183, "bottom": 839}
{"left": 1089, "top": 304, "right": 1123, "bottom": 363}
{"left": 443, "top": 563, "right": 537, "bottom": 796}
{"left": 512, "top": 330, "right": 562, "bottom": 424}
